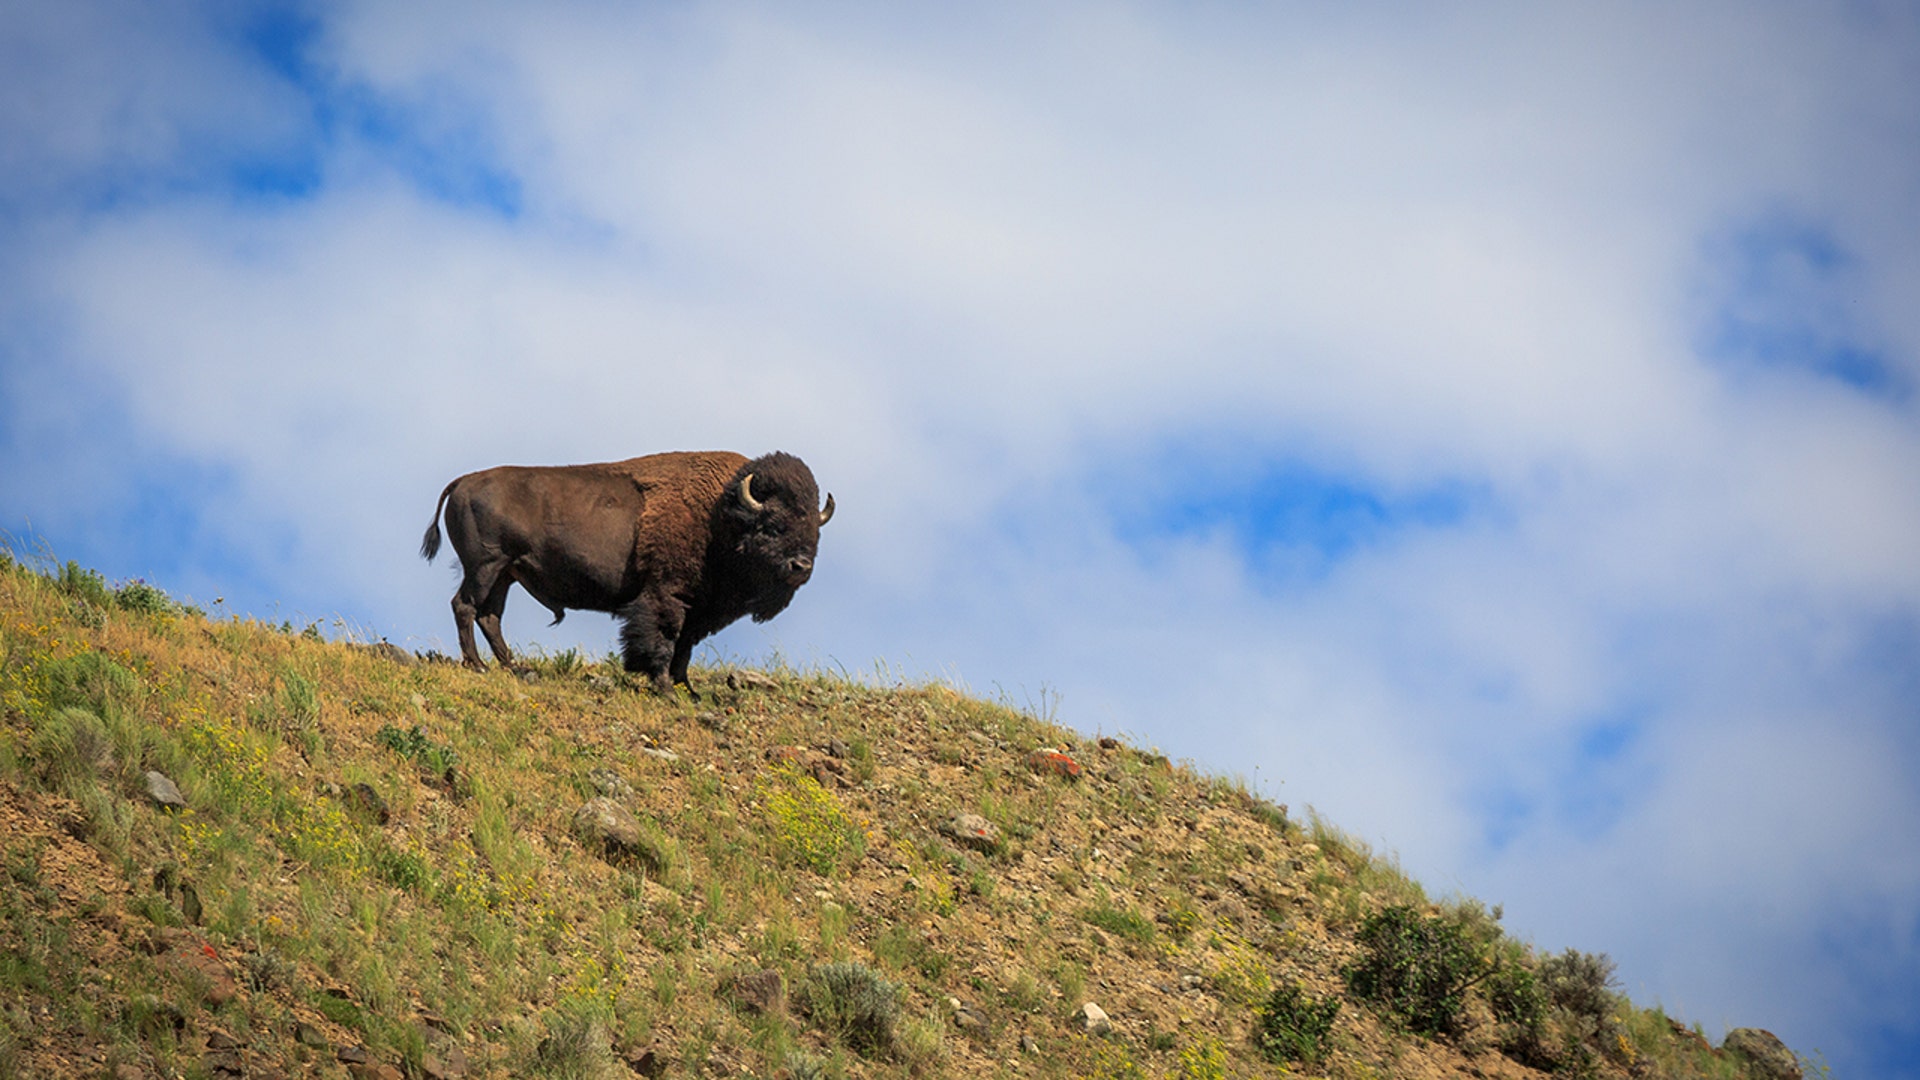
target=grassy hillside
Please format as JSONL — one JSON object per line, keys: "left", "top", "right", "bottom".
{"left": 0, "top": 550, "right": 1814, "bottom": 1080}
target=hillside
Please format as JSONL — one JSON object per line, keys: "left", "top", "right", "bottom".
{"left": 0, "top": 551, "right": 1812, "bottom": 1080}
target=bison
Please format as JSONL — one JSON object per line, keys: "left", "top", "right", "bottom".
{"left": 420, "top": 450, "right": 833, "bottom": 698}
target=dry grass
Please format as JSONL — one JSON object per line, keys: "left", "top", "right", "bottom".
{"left": 0, "top": 548, "right": 1793, "bottom": 1079}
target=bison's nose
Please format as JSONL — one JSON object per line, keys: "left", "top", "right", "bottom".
{"left": 788, "top": 555, "right": 813, "bottom": 576}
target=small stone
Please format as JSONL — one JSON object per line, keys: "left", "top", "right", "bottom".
{"left": 1723, "top": 1029, "right": 1801, "bottom": 1080}
{"left": 939, "top": 813, "right": 1002, "bottom": 854}
{"left": 640, "top": 746, "right": 679, "bottom": 763}
{"left": 1074, "top": 1001, "right": 1113, "bottom": 1036}
{"left": 206, "top": 1029, "right": 240, "bottom": 1050}
{"left": 726, "top": 669, "right": 779, "bottom": 692}
{"left": 145, "top": 770, "right": 187, "bottom": 809}
{"left": 337, "top": 1044, "right": 370, "bottom": 1064}
{"left": 587, "top": 767, "right": 633, "bottom": 799}
{"left": 1098, "top": 736, "right": 1120, "bottom": 750}
{"left": 628, "top": 1047, "right": 669, "bottom": 1078}
{"left": 345, "top": 782, "right": 390, "bottom": 825}
{"left": 295, "top": 1022, "right": 330, "bottom": 1048}
{"left": 722, "top": 968, "right": 785, "bottom": 1015}
{"left": 422, "top": 1046, "right": 469, "bottom": 1080}
{"left": 951, "top": 1003, "right": 988, "bottom": 1033}
{"left": 827, "top": 738, "right": 850, "bottom": 759}
{"left": 156, "top": 934, "right": 237, "bottom": 1006}
{"left": 573, "top": 797, "right": 643, "bottom": 855}
{"left": 113, "top": 1065, "right": 146, "bottom": 1080}
{"left": 1027, "top": 749, "right": 1084, "bottom": 781}
{"left": 370, "top": 642, "right": 415, "bottom": 666}
{"left": 1020, "top": 1034, "right": 1040, "bottom": 1055}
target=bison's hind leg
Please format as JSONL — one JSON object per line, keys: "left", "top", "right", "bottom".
{"left": 454, "top": 558, "right": 520, "bottom": 671}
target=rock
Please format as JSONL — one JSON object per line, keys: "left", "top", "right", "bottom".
{"left": 337, "top": 1045, "right": 370, "bottom": 1064}
{"left": 950, "top": 1001, "right": 989, "bottom": 1034}
{"left": 422, "top": 1045, "right": 469, "bottom": 1080}
{"left": 294, "top": 1022, "right": 330, "bottom": 1048}
{"left": 204, "top": 1049, "right": 245, "bottom": 1076}
{"left": 722, "top": 968, "right": 785, "bottom": 1015}
{"left": 827, "top": 738, "right": 850, "bottom": 759}
{"left": 113, "top": 1065, "right": 147, "bottom": 1080}
{"left": 1020, "top": 1034, "right": 1041, "bottom": 1054}
{"left": 349, "top": 1064, "right": 404, "bottom": 1080}
{"left": 627, "top": 1047, "right": 669, "bottom": 1078}
{"left": 1667, "top": 1017, "right": 1713, "bottom": 1053}
{"left": 939, "top": 813, "right": 1002, "bottom": 854}
{"left": 640, "top": 746, "right": 679, "bottom": 764}
{"left": 727, "top": 669, "right": 779, "bottom": 692}
{"left": 588, "top": 768, "right": 633, "bottom": 799}
{"left": 345, "top": 782, "right": 390, "bottom": 825}
{"left": 144, "top": 770, "right": 187, "bottom": 809}
{"left": 156, "top": 933, "right": 238, "bottom": 1006}
{"left": 369, "top": 642, "right": 415, "bottom": 666}
{"left": 573, "top": 797, "right": 643, "bottom": 856}
{"left": 1098, "top": 736, "right": 1121, "bottom": 750}
{"left": 206, "top": 1029, "right": 240, "bottom": 1050}
{"left": 1723, "top": 1029, "right": 1801, "bottom": 1080}
{"left": 1074, "top": 1002, "right": 1113, "bottom": 1036}
{"left": 1027, "top": 749, "right": 1084, "bottom": 781}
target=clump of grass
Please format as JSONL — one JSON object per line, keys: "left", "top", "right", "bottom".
{"left": 1345, "top": 904, "right": 1481, "bottom": 1038}
{"left": 536, "top": 994, "right": 620, "bottom": 1080}
{"left": 801, "top": 961, "right": 900, "bottom": 1058}
{"left": 1081, "top": 898, "right": 1156, "bottom": 944}
{"left": 873, "top": 924, "right": 950, "bottom": 980}
{"left": 1254, "top": 981, "right": 1341, "bottom": 1065}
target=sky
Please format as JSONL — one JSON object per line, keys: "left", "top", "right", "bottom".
{"left": 3, "top": 2, "right": 1918, "bottom": 1073}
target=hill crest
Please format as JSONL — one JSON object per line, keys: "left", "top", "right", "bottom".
{"left": 0, "top": 552, "right": 1809, "bottom": 1079}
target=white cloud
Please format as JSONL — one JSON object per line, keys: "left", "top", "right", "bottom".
{"left": 6, "top": 2, "right": 1920, "bottom": 1070}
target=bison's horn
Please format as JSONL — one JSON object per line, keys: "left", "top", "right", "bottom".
{"left": 738, "top": 473, "right": 765, "bottom": 512}
{"left": 818, "top": 493, "right": 835, "bottom": 526}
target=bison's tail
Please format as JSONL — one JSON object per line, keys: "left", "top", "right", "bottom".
{"left": 420, "top": 479, "right": 458, "bottom": 562}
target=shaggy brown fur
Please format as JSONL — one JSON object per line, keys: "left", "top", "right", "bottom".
{"left": 422, "top": 450, "right": 832, "bottom": 697}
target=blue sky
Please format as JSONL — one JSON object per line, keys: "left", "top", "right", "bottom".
{"left": 4, "top": 3, "right": 1919, "bottom": 1074}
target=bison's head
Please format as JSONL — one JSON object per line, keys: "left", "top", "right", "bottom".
{"left": 720, "top": 452, "right": 833, "bottom": 620}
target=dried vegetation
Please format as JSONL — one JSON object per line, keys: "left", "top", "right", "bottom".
{"left": 0, "top": 547, "right": 1811, "bottom": 1079}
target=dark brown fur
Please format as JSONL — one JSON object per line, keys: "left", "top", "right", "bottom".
{"left": 421, "top": 450, "right": 832, "bottom": 697}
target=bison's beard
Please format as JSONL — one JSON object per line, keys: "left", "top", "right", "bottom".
{"left": 749, "top": 586, "right": 798, "bottom": 623}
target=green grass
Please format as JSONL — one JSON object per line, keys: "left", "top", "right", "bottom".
{"left": 0, "top": 549, "right": 1800, "bottom": 1080}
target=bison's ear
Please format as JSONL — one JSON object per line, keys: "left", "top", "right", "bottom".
{"left": 818, "top": 494, "right": 835, "bottom": 527}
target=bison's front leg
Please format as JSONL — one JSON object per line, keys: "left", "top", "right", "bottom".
{"left": 616, "top": 592, "right": 691, "bottom": 699}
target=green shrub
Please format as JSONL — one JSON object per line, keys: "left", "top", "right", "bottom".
{"left": 113, "top": 580, "right": 178, "bottom": 616}
{"left": 803, "top": 960, "right": 900, "bottom": 1057}
{"left": 375, "top": 723, "right": 460, "bottom": 778}
{"left": 1345, "top": 904, "right": 1482, "bottom": 1038}
{"left": 1254, "top": 981, "right": 1340, "bottom": 1064}
{"left": 1540, "top": 948, "right": 1618, "bottom": 1019}
{"left": 1485, "top": 952, "right": 1550, "bottom": 1063}
{"left": 55, "top": 561, "right": 111, "bottom": 608}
